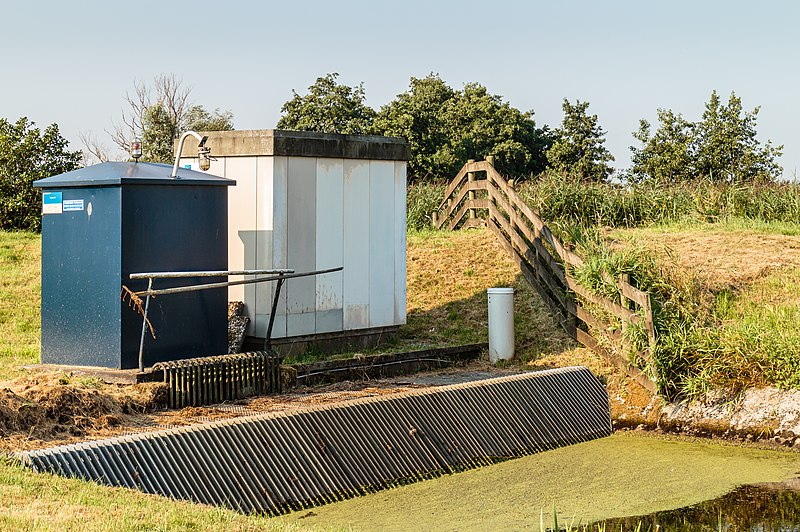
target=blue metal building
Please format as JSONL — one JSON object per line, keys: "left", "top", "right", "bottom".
{"left": 33, "top": 162, "right": 235, "bottom": 370}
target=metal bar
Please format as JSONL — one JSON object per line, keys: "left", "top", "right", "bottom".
{"left": 132, "top": 267, "right": 342, "bottom": 298}
{"left": 130, "top": 269, "right": 294, "bottom": 280}
{"left": 264, "top": 278, "right": 285, "bottom": 351}
{"left": 137, "top": 277, "right": 153, "bottom": 373}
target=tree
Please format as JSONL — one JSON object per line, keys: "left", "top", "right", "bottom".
{"left": 375, "top": 74, "right": 553, "bottom": 181}
{"left": 0, "top": 117, "right": 81, "bottom": 231}
{"left": 630, "top": 91, "right": 782, "bottom": 183}
{"left": 441, "top": 82, "right": 552, "bottom": 180}
{"left": 546, "top": 99, "right": 614, "bottom": 182}
{"left": 693, "top": 91, "right": 782, "bottom": 183}
{"left": 277, "top": 73, "right": 376, "bottom": 134}
{"left": 184, "top": 105, "right": 234, "bottom": 132}
{"left": 140, "top": 103, "right": 178, "bottom": 164}
{"left": 373, "top": 74, "right": 455, "bottom": 180}
{"left": 110, "top": 74, "right": 234, "bottom": 163}
{"left": 630, "top": 109, "right": 695, "bottom": 184}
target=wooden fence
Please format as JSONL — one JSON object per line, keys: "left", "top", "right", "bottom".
{"left": 433, "top": 158, "right": 657, "bottom": 393}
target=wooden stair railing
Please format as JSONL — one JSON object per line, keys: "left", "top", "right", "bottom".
{"left": 434, "top": 158, "right": 658, "bottom": 394}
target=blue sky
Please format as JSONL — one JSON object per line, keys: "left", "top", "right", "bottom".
{"left": 4, "top": 1, "right": 798, "bottom": 175}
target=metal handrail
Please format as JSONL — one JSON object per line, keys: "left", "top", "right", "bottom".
{"left": 129, "top": 267, "right": 343, "bottom": 372}
{"left": 130, "top": 269, "right": 294, "bottom": 280}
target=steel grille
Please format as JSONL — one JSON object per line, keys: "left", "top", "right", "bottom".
{"left": 154, "top": 351, "right": 282, "bottom": 408}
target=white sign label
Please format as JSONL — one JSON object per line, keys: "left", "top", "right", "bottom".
{"left": 42, "top": 192, "right": 62, "bottom": 214}
{"left": 63, "top": 199, "right": 84, "bottom": 212}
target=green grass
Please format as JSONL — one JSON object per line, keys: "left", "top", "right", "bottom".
{"left": 0, "top": 231, "right": 41, "bottom": 380}
{"left": 698, "top": 267, "right": 800, "bottom": 392}
{"left": 0, "top": 458, "right": 310, "bottom": 531}
{"left": 586, "top": 218, "right": 800, "bottom": 396}
{"left": 406, "top": 181, "right": 446, "bottom": 231}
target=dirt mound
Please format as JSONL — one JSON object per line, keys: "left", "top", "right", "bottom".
{"left": 0, "top": 372, "right": 167, "bottom": 450}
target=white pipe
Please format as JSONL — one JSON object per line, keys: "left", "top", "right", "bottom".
{"left": 488, "top": 287, "right": 515, "bottom": 363}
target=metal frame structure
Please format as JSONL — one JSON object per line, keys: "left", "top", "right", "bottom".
{"left": 128, "top": 267, "right": 343, "bottom": 372}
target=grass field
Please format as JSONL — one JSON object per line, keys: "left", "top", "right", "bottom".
{"left": 401, "top": 228, "right": 573, "bottom": 360}
{"left": 0, "top": 231, "right": 40, "bottom": 380}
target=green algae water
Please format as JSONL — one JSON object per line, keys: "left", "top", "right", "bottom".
{"left": 281, "top": 432, "right": 800, "bottom": 531}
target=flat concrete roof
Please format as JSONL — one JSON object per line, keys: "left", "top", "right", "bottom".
{"left": 178, "top": 129, "right": 410, "bottom": 161}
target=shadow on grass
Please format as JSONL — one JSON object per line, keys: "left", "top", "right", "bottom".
{"left": 395, "top": 272, "right": 577, "bottom": 364}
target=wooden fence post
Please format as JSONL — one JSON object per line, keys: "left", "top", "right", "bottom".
{"left": 619, "top": 274, "right": 631, "bottom": 352}
{"left": 432, "top": 211, "right": 439, "bottom": 228}
{"left": 467, "top": 159, "right": 476, "bottom": 220}
{"left": 643, "top": 294, "right": 656, "bottom": 348}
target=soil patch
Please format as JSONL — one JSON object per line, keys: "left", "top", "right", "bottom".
{"left": 0, "top": 372, "right": 166, "bottom": 452}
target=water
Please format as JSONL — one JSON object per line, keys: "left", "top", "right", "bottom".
{"left": 598, "top": 483, "right": 800, "bottom": 531}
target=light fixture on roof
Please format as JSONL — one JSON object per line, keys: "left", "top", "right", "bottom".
{"left": 171, "top": 131, "right": 211, "bottom": 177}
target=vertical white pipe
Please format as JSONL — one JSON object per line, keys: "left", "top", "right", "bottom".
{"left": 488, "top": 288, "right": 515, "bottom": 362}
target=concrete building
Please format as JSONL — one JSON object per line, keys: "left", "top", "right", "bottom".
{"left": 179, "top": 129, "right": 409, "bottom": 349}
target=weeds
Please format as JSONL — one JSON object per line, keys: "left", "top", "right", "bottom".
{"left": 569, "top": 222, "right": 800, "bottom": 397}
{"left": 406, "top": 181, "right": 446, "bottom": 231}
{"left": 120, "top": 285, "right": 156, "bottom": 339}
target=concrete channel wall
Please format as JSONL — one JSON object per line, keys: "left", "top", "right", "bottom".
{"left": 17, "top": 367, "right": 611, "bottom": 515}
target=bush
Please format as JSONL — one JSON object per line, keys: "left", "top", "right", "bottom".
{"left": 406, "top": 182, "right": 445, "bottom": 231}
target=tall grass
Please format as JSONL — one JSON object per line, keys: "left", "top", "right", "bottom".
{"left": 568, "top": 229, "right": 705, "bottom": 397}
{"left": 570, "top": 226, "right": 800, "bottom": 397}
{"left": 407, "top": 176, "right": 800, "bottom": 236}
{"left": 406, "top": 181, "right": 446, "bottom": 231}
{"left": 517, "top": 175, "right": 696, "bottom": 230}
{"left": 518, "top": 175, "right": 800, "bottom": 231}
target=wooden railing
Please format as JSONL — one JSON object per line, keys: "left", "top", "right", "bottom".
{"left": 434, "top": 158, "right": 657, "bottom": 393}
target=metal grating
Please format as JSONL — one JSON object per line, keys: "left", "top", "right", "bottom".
{"left": 17, "top": 366, "right": 611, "bottom": 515}
{"left": 153, "top": 351, "right": 282, "bottom": 408}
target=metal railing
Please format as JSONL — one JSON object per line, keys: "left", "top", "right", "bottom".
{"left": 126, "top": 267, "right": 343, "bottom": 372}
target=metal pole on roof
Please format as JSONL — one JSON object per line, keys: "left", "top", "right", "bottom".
{"left": 171, "top": 131, "right": 210, "bottom": 178}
